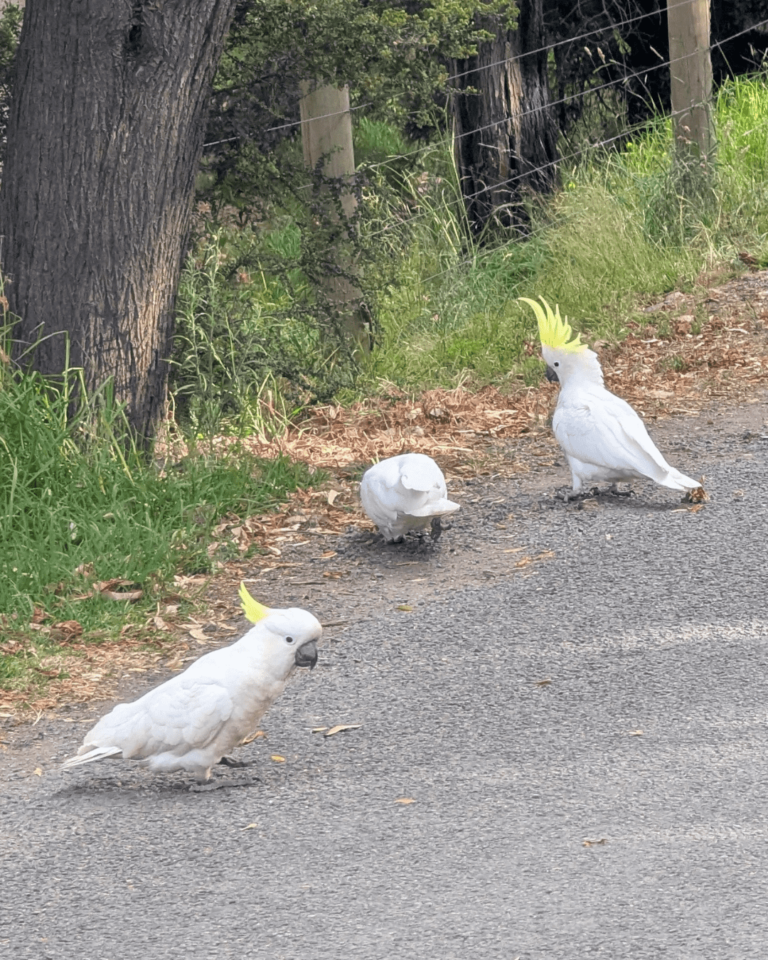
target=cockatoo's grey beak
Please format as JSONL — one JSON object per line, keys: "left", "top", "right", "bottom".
{"left": 295, "top": 639, "right": 318, "bottom": 670}
{"left": 545, "top": 365, "right": 559, "bottom": 383}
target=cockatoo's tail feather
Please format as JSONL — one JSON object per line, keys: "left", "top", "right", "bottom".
{"left": 61, "top": 745, "right": 122, "bottom": 769}
{"left": 239, "top": 582, "right": 271, "bottom": 624}
{"left": 520, "top": 297, "right": 586, "bottom": 354}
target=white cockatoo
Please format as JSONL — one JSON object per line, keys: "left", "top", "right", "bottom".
{"left": 360, "top": 453, "right": 460, "bottom": 542}
{"left": 61, "top": 584, "right": 321, "bottom": 782}
{"left": 521, "top": 297, "right": 701, "bottom": 498}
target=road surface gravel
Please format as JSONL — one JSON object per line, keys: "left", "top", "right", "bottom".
{"left": 2, "top": 395, "right": 768, "bottom": 960}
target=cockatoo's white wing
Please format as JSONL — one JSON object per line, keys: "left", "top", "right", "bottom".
{"left": 554, "top": 387, "right": 699, "bottom": 489}
{"left": 398, "top": 455, "right": 446, "bottom": 493}
{"left": 360, "top": 466, "right": 400, "bottom": 528}
{"left": 61, "top": 669, "right": 239, "bottom": 775}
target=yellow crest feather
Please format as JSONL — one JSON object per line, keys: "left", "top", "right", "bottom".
{"left": 519, "top": 297, "right": 586, "bottom": 354}
{"left": 239, "top": 582, "right": 271, "bottom": 624}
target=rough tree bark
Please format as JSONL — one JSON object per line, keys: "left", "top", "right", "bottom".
{"left": 451, "top": 0, "right": 558, "bottom": 235}
{"left": 0, "top": 0, "right": 239, "bottom": 441}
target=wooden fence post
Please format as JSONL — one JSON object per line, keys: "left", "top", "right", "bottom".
{"left": 667, "top": 0, "right": 715, "bottom": 168}
{"left": 299, "top": 83, "right": 369, "bottom": 350}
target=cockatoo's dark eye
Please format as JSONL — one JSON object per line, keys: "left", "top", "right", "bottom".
{"left": 285, "top": 635, "right": 295, "bottom": 645}
{"left": 554, "top": 361, "right": 560, "bottom": 367}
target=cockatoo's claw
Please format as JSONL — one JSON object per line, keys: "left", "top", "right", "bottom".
{"left": 218, "top": 755, "right": 251, "bottom": 768}
{"left": 430, "top": 516, "right": 443, "bottom": 541}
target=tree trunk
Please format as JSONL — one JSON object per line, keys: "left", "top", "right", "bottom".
{"left": 451, "top": 0, "right": 558, "bottom": 235}
{"left": 0, "top": 0, "right": 238, "bottom": 441}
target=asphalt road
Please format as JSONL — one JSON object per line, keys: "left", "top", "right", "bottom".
{"left": 2, "top": 396, "right": 768, "bottom": 960}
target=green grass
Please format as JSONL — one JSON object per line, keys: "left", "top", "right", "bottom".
{"left": 0, "top": 361, "right": 322, "bottom": 693}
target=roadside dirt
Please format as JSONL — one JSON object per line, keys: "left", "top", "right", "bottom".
{"left": 1, "top": 267, "right": 768, "bottom": 718}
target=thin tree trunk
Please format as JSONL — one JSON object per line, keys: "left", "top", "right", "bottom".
{"left": 0, "top": 0, "right": 238, "bottom": 441}
{"left": 451, "top": 0, "right": 558, "bottom": 235}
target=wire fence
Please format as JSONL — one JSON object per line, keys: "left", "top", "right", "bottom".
{"left": 203, "top": 0, "right": 704, "bottom": 149}
{"left": 204, "top": 11, "right": 768, "bottom": 204}
{"left": 200, "top": 10, "right": 768, "bottom": 290}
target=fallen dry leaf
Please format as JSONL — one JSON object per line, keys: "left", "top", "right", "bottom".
{"left": 534, "top": 678, "right": 552, "bottom": 687}
{"left": 241, "top": 823, "right": 259, "bottom": 831}
{"left": 270, "top": 755, "right": 286, "bottom": 762}
{"left": 394, "top": 798, "right": 415, "bottom": 805}
{"left": 311, "top": 726, "right": 328, "bottom": 733}
{"left": 239, "top": 730, "right": 266, "bottom": 745}
{"left": 684, "top": 485, "right": 709, "bottom": 503}
{"left": 324, "top": 724, "right": 362, "bottom": 738}
{"left": 33, "top": 767, "right": 42, "bottom": 776}
{"left": 94, "top": 579, "right": 144, "bottom": 603}
{"left": 396, "top": 604, "right": 413, "bottom": 612}
{"left": 49, "top": 620, "right": 83, "bottom": 642}
{"left": 628, "top": 730, "right": 644, "bottom": 736}
{"left": 326, "top": 490, "right": 340, "bottom": 506}
{"left": 582, "top": 838, "right": 607, "bottom": 847}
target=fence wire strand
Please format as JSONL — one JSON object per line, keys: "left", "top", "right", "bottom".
{"left": 203, "top": 0, "right": 707, "bottom": 149}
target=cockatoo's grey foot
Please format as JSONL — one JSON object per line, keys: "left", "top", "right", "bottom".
{"left": 430, "top": 516, "right": 443, "bottom": 541}
{"left": 608, "top": 483, "right": 633, "bottom": 497}
{"left": 217, "top": 755, "right": 252, "bottom": 769}
{"left": 555, "top": 486, "right": 575, "bottom": 502}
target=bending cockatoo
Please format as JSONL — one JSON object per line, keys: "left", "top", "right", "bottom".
{"left": 62, "top": 584, "right": 320, "bottom": 782}
{"left": 360, "top": 453, "right": 460, "bottom": 542}
{"left": 521, "top": 297, "right": 701, "bottom": 498}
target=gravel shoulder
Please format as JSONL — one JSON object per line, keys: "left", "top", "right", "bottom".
{"left": 3, "top": 393, "right": 768, "bottom": 959}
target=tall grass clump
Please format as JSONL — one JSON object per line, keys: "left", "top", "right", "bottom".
{"left": 171, "top": 229, "right": 316, "bottom": 437}
{"left": 359, "top": 72, "right": 768, "bottom": 391}
{"left": 0, "top": 360, "right": 320, "bottom": 632}
{"left": 356, "top": 133, "right": 551, "bottom": 391}
{"left": 171, "top": 212, "right": 371, "bottom": 434}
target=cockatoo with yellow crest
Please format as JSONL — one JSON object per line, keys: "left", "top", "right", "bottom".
{"left": 520, "top": 297, "right": 701, "bottom": 498}
{"left": 360, "top": 453, "right": 460, "bottom": 542}
{"left": 62, "top": 584, "right": 320, "bottom": 782}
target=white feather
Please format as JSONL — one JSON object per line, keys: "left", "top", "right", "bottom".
{"left": 543, "top": 344, "right": 700, "bottom": 494}
{"left": 61, "top": 607, "right": 321, "bottom": 781}
{"left": 360, "top": 453, "right": 460, "bottom": 541}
